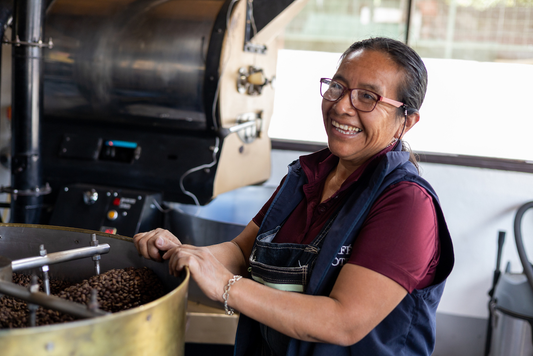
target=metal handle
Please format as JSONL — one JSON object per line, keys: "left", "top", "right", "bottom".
{"left": 228, "top": 120, "right": 257, "bottom": 134}
{"left": 514, "top": 201, "right": 533, "bottom": 292}
{"left": 219, "top": 112, "right": 262, "bottom": 144}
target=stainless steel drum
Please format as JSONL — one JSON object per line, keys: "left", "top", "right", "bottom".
{"left": 0, "top": 224, "right": 189, "bottom": 356}
{"left": 43, "top": 0, "right": 226, "bottom": 129}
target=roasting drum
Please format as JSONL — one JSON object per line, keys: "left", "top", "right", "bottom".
{"left": 0, "top": 224, "right": 188, "bottom": 356}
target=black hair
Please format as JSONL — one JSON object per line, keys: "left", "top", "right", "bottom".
{"left": 341, "top": 37, "right": 427, "bottom": 117}
{"left": 341, "top": 37, "right": 427, "bottom": 170}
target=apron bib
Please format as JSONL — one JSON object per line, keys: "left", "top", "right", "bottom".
{"left": 248, "top": 212, "right": 338, "bottom": 356}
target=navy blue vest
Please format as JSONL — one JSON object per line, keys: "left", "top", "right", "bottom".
{"left": 234, "top": 143, "right": 455, "bottom": 356}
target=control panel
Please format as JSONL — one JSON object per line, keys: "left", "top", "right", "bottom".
{"left": 49, "top": 183, "right": 163, "bottom": 237}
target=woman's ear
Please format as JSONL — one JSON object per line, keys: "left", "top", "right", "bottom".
{"left": 400, "top": 111, "right": 420, "bottom": 138}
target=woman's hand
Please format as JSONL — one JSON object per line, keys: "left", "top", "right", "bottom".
{"left": 133, "top": 228, "right": 181, "bottom": 262}
{"left": 164, "top": 244, "right": 233, "bottom": 302}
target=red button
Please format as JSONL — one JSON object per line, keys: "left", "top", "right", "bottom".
{"left": 113, "top": 197, "right": 121, "bottom": 206}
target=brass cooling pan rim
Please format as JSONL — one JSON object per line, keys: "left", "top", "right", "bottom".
{"left": 0, "top": 223, "right": 189, "bottom": 356}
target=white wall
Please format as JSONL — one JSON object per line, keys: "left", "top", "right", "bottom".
{"left": 420, "top": 162, "right": 533, "bottom": 318}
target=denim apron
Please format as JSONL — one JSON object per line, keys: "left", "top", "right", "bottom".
{"left": 249, "top": 211, "right": 339, "bottom": 356}
{"left": 234, "top": 143, "right": 454, "bottom": 356}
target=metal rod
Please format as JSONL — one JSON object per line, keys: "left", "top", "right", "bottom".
{"left": 88, "top": 289, "right": 98, "bottom": 311}
{"left": 42, "top": 265, "right": 50, "bottom": 294}
{"left": 11, "top": 244, "right": 111, "bottom": 272}
{"left": 0, "top": 280, "right": 108, "bottom": 319}
{"left": 91, "top": 234, "right": 101, "bottom": 275}
{"left": 11, "top": 0, "right": 47, "bottom": 223}
{"left": 39, "top": 244, "right": 50, "bottom": 294}
{"left": 405, "top": 0, "right": 413, "bottom": 44}
{"left": 228, "top": 120, "right": 256, "bottom": 133}
{"left": 444, "top": 0, "right": 458, "bottom": 58}
{"left": 28, "top": 275, "right": 39, "bottom": 326}
{"left": 94, "top": 259, "right": 101, "bottom": 275}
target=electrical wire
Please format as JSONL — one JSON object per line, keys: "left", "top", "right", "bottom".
{"left": 211, "top": 0, "right": 239, "bottom": 131}
{"left": 177, "top": 0, "right": 239, "bottom": 206}
{"left": 179, "top": 136, "right": 220, "bottom": 206}
{"left": 151, "top": 199, "right": 174, "bottom": 214}
{"left": 248, "top": 0, "right": 257, "bottom": 37}
{"left": 179, "top": 0, "right": 239, "bottom": 204}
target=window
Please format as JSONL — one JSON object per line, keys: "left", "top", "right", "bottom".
{"left": 270, "top": 0, "right": 533, "bottom": 161}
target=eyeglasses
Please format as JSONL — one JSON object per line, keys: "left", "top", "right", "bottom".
{"left": 320, "top": 78, "right": 406, "bottom": 113}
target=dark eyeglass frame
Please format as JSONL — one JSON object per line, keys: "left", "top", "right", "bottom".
{"left": 320, "top": 78, "right": 407, "bottom": 113}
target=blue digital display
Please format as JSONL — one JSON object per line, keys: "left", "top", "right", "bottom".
{"left": 105, "top": 140, "right": 138, "bottom": 149}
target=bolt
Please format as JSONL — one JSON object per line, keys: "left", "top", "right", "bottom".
{"left": 45, "top": 342, "right": 54, "bottom": 352}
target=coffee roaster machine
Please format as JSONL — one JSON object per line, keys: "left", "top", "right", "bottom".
{"left": 0, "top": 0, "right": 308, "bottom": 352}
{"left": 34, "top": 0, "right": 307, "bottom": 231}
{"left": 0, "top": 0, "right": 311, "bottom": 227}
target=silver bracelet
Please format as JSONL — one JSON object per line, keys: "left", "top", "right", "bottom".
{"left": 223, "top": 275, "right": 242, "bottom": 315}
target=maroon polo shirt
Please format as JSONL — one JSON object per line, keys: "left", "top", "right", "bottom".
{"left": 252, "top": 148, "right": 440, "bottom": 293}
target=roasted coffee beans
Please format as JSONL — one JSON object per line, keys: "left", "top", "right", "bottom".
{"left": 0, "top": 267, "right": 166, "bottom": 328}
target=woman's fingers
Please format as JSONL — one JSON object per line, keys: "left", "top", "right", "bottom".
{"left": 133, "top": 230, "right": 154, "bottom": 259}
{"left": 135, "top": 234, "right": 231, "bottom": 302}
{"left": 167, "top": 245, "right": 232, "bottom": 302}
{"left": 133, "top": 228, "right": 181, "bottom": 261}
{"left": 167, "top": 245, "right": 194, "bottom": 275}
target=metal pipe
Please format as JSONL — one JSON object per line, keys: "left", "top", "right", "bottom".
{"left": 444, "top": 0, "right": 458, "bottom": 58}
{"left": 88, "top": 289, "right": 99, "bottom": 311}
{"left": 405, "top": 0, "right": 413, "bottom": 44}
{"left": 90, "top": 234, "right": 101, "bottom": 275}
{"left": 0, "top": 0, "right": 13, "bottom": 125}
{"left": 11, "top": 0, "right": 46, "bottom": 223}
{"left": 0, "top": 280, "right": 108, "bottom": 319}
{"left": 39, "top": 244, "right": 50, "bottom": 294}
{"left": 28, "top": 275, "right": 39, "bottom": 326}
{"left": 11, "top": 244, "right": 111, "bottom": 271}
{"left": 41, "top": 264, "right": 50, "bottom": 294}
{"left": 228, "top": 120, "right": 257, "bottom": 133}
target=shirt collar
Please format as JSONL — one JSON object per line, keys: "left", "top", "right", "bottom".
{"left": 300, "top": 145, "right": 396, "bottom": 188}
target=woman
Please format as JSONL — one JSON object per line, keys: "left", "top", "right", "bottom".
{"left": 134, "top": 37, "right": 454, "bottom": 355}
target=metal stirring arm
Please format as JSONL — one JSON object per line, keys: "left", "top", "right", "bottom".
{"left": 0, "top": 280, "right": 108, "bottom": 319}
{"left": 11, "top": 244, "right": 111, "bottom": 272}
{"left": 0, "top": 240, "right": 112, "bottom": 322}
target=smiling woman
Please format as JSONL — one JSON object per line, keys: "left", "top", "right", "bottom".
{"left": 321, "top": 47, "right": 417, "bottom": 174}
{"left": 134, "top": 38, "right": 454, "bottom": 356}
